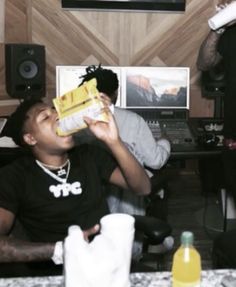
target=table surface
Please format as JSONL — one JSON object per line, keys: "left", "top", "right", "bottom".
{"left": 0, "top": 269, "right": 235, "bottom": 287}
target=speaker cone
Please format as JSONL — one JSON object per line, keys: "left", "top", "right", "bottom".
{"left": 18, "top": 60, "right": 38, "bottom": 79}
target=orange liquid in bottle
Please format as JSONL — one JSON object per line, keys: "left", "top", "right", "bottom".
{"left": 172, "top": 231, "right": 201, "bottom": 287}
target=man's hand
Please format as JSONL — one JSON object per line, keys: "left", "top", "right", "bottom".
{"left": 215, "top": 0, "right": 236, "bottom": 28}
{"left": 100, "top": 93, "right": 112, "bottom": 107}
{"left": 83, "top": 224, "right": 100, "bottom": 242}
{"left": 216, "top": 0, "right": 233, "bottom": 10}
{"left": 83, "top": 108, "right": 119, "bottom": 145}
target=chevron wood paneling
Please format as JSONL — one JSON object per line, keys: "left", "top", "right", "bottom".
{"left": 0, "top": 0, "right": 218, "bottom": 117}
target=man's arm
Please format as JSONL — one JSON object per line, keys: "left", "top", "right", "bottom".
{"left": 84, "top": 110, "right": 151, "bottom": 196}
{"left": 0, "top": 207, "right": 54, "bottom": 262}
{"left": 0, "top": 236, "right": 54, "bottom": 263}
{"left": 137, "top": 116, "right": 171, "bottom": 170}
{"left": 108, "top": 140, "right": 151, "bottom": 195}
{"left": 0, "top": 208, "right": 99, "bottom": 263}
{"left": 196, "top": 30, "right": 223, "bottom": 71}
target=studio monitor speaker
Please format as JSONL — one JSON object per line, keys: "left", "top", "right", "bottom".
{"left": 5, "top": 43, "right": 46, "bottom": 99}
{"left": 201, "top": 60, "right": 225, "bottom": 99}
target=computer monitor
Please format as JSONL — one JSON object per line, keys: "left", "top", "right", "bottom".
{"left": 56, "top": 66, "right": 189, "bottom": 112}
{"left": 56, "top": 65, "right": 122, "bottom": 107}
{"left": 123, "top": 66, "right": 190, "bottom": 110}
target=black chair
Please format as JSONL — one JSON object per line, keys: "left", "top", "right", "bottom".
{"left": 133, "top": 215, "right": 172, "bottom": 272}
{"left": 107, "top": 169, "right": 173, "bottom": 272}
{"left": 136, "top": 171, "right": 173, "bottom": 271}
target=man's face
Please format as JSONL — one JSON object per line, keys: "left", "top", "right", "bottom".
{"left": 23, "top": 102, "right": 74, "bottom": 153}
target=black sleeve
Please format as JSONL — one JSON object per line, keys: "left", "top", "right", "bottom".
{"left": 0, "top": 163, "right": 23, "bottom": 214}
{"left": 88, "top": 144, "right": 118, "bottom": 182}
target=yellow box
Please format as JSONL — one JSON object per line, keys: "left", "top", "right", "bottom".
{"left": 53, "top": 78, "right": 109, "bottom": 136}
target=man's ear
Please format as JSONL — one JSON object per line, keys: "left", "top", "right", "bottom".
{"left": 112, "top": 91, "right": 118, "bottom": 105}
{"left": 23, "top": 133, "right": 37, "bottom": 146}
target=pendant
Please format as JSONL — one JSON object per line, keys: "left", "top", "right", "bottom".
{"left": 57, "top": 168, "right": 67, "bottom": 176}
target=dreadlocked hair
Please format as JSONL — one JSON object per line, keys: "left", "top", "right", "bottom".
{"left": 79, "top": 64, "right": 119, "bottom": 97}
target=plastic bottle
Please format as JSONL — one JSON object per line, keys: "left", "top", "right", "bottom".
{"left": 172, "top": 231, "right": 201, "bottom": 287}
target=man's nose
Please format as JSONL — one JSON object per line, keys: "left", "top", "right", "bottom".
{"left": 52, "top": 109, "right": 59, "bottom": 120}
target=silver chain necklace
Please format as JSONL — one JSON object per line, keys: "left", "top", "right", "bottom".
{"left": 36, "top": 159, "right": 71, "bottom": 184}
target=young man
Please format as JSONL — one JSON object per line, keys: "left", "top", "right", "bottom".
{"left": 0, "top": 98, "right": 150, "bottom": 274}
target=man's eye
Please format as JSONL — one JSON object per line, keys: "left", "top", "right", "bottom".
{"left": 40, "top": 113, "right": 50, "bottom": 121}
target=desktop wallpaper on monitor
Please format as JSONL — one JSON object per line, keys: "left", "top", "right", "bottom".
{"left": 123, "top": 67, "right": 189, "bottom": 109}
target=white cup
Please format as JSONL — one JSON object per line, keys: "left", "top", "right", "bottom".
{"left": 100, "top": 213, "right": 135, "bottom": 233}
{"left": 100, "top": 214, "right": 135, "bottom": 287}
{"left": 208, "top": 2, "right": 236, "bottom": 30}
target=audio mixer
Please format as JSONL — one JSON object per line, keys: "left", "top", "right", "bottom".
{"left": 146, "top": 119, "right": 196, "bottom": 151}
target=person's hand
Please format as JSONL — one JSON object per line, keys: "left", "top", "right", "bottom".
{"left": 83, "top": 108, "right": 119, "bottom": 145}
{"left": 83, "top": 224, "right": 100, "bottom": 242}
{"left": 216, "top": 0, "right": 233, "bottom": 11}
{"left": 215, "top": 0, "right": 236, "bottom": 28}
{"left": 100, "top": 93, "right": 112, "bottom": 107}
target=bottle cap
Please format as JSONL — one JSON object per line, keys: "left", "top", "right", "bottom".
{"left": 181, "top": 231, "right": 194, "bottom": 245}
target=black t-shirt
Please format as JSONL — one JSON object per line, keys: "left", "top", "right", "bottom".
{"left": 218, "top": 25, "right": 236, "bottom": 138}
{"left": 0, "top": 145, "right": 117, "bottom": 242}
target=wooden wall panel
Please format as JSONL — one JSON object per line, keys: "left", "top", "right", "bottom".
{"left": 0, "top": 0, "right": 29, "bottom": 111}
{"left": 0, "top": 0, "right": 5, "bottom": 43}
{"left": 5, "top": 0, "right": 29, "bottom": 43}
{"left": 1, "top": 0, "right": 218, "bottom": 117}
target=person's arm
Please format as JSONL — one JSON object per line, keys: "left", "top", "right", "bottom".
{"left": 108, "top": 140, "right": 151, "bottom": 196}
{"left": 136, "top": 116, "right": 171, "bottom": 170}
{"left": 84, "top": 110, "right": 151, "bottom": 196}
{"left": 0, "top": 207, "right": 99, "bottom": 263}
{"left": 0, "top": 207, "right": 54, "bottom": 262}
{"left": 196, "top": 0, "right": 236, "bottom": 71}
{"left": 196, "top": 30, "right": 223, "bottom": 71}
